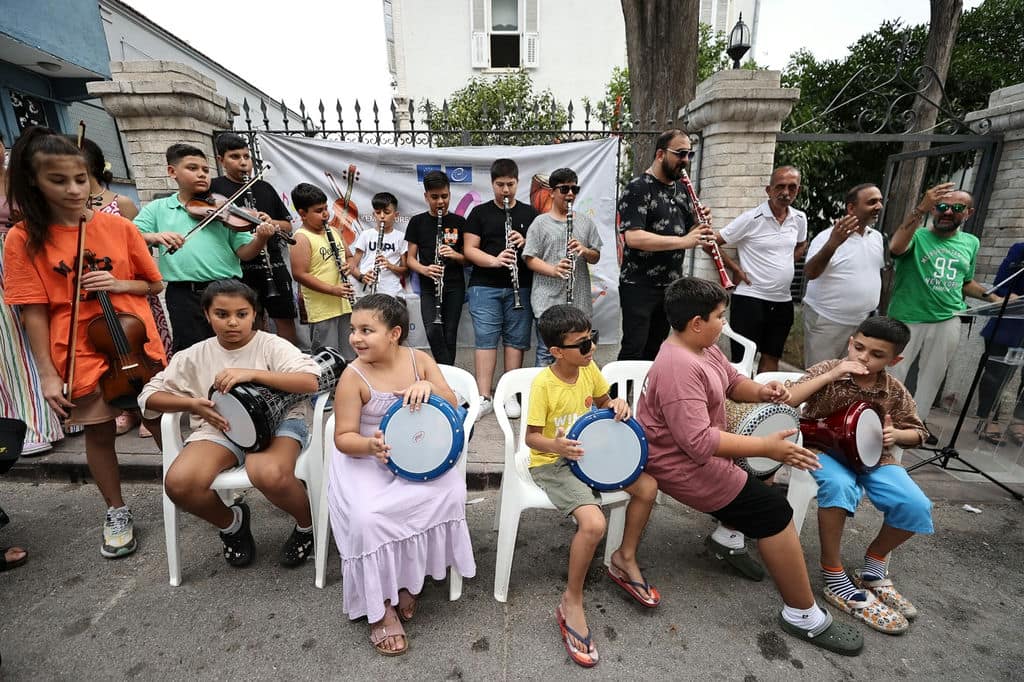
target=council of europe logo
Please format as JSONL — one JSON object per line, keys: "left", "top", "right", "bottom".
{"left": 416, "top": 164, "right": 472, "bottom": 183}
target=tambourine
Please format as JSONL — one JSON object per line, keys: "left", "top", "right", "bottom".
{"left": 566, "top": 408, "right": 648, "bottom": 492}
{"left": 381, "top": 394, "right": 465, "bottom": 482}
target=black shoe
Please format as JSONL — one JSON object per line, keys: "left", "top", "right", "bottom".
{"left": 219, "top": 502, "right": 255, "bottom": 567}
{"left": 280, "top": 526, "right": 314, "bottom": 568}
{"left": 924, "top": 428, "right": 939, "bottom": 446}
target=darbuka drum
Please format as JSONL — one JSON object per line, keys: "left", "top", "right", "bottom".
{"left": 209, "top": 346, "right": 346, "bottom": 452}
{"left": 724, "top": 400, "right": 800, "bottom": 479}
{"left": 800, "top": 401, "right": 884, "bottom": 473}
{"left": 381, "top": 394, "right": 464, "bottom": 482}
{"left": 566, "top": 408, "right": 648, "bottom": 492}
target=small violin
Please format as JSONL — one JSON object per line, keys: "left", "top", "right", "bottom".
{"left": 185, "top": 193, "right": 263, "bottom": 233}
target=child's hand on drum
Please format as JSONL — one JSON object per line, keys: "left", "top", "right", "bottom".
{"left": 607, "top": 397, "right": 631, "bottom": 421}
{"left": 553, "top": 427, "right": 585, "bottom": 460}
{"left": 762, "top": 429, "right": 821, "bottom": 471}
{"left": 758, "top": 381, "right": 790, "bottom": 403}
{"left": 399, "top": 380, "right": 433, "bottom": 410}
{"left": 191, "top": 397, "right": 230, "bottom": 432}
{"left": 882, "top": 414, "right": 895, "bottom": 448}
{"left": 829, "top": 360, "right": 869, "bottom": 382}
{"left": 368, "top": 429, "right": 391, "bottom": 463}
{"left": 212, "top": 368, "right": 256, "bottom": 394}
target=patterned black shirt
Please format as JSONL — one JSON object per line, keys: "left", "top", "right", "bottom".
{"left": 618, "top": 173, "right": 696, "bottom": 288}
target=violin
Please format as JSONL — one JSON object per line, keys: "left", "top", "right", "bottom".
{"left": 81, "top": 250, "right": 164, "bottom": 409}
{"left": 185, "top": 193, "right": 263, "bottom": 232}
{"left": 326, "top": 165, "right": 360, "bottom": 248}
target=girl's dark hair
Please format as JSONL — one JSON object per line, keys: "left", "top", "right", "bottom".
{"left": 353, "top": 294, "right": 409, "bottom": 343}
{"left": 200, "top": 279, "right": 260, "bottom": 312}
{"left": 74, "top": 137, "right": 113, "bottom": 186}
{"left": 7, "top": 126, "right": 86, "bottom": 255}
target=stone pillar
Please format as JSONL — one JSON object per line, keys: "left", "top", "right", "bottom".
{"left": 680, "top": 70, "right": 800, "bottom": 281}
{"left": 87, "top": 61, "right": 236, "bottom": 204}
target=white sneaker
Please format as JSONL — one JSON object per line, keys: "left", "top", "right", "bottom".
{"left": 504, "top": 394, "right": 522, "bottom": 419}
{"left": 479, "top": 397, "right": 494, "bottom": 416}
{"left": 101, "top": 506, "right": 137, "bottom": 559}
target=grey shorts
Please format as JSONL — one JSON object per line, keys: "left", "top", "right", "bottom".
{"left": 202, "top": 417, "right": 310, "bottom": 466}
{"left": 530, "top": 458, "right": 601, "bottom": 516}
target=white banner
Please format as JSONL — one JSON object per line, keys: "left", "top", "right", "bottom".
{"left": 256, "top": 134, "right": 622, "bottom": 347}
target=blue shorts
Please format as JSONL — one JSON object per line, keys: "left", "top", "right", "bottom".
{"left": 204, "top": 417, "right": 310, "bottom": 466}
{"left": 811, "top": 453, "right": 934, "bottom": 534}
{"left": 467, "top": 286, "right": 533, "bottom": 350}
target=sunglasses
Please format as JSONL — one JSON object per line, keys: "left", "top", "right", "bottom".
{"left": 554, "top": 184, "right": 581, "bottom": 195}
{"left": 935, "top": 203, "right": 968, "bottom": 213}
{"left": 666, "top": 148, "right": 697, "bottom": 160}
{"left": 556, "top": 330, "right": 599, "bottom": 354}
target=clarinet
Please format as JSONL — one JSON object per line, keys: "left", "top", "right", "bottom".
{"left": 242, "top": 173, "right": 281, "bottom": 298}
{"left": 503, "top": 197, "right": 524, "bottom": 310}
{"left": 323, "top": 223, "right": 355, "bottom": 306}
{"left": 433, "top": 208, "right": 445, "bottom": 324}
{"left": 564, "top": 199, "right": 576, "bottom": 304}
{"left": 678, "top": 169, "right": 735, "bottom": 290}
{"left": 369, "top": 219, "right": 386, "bottom": 295}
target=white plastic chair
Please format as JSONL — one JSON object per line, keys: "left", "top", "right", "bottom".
{"left": 160, "top": 392, "right": 331, "bottom": 587}
{"left": 600, "top": 360, "right": 652, "bottom": 414}
{"left": 723, "top": 322, "right": 757, "bottom": 378}
{"left": 314, "top": 365, "right": 480, "bottom": 598}
{"left": 491, "top": 367, "right": 630, "bottom": 603}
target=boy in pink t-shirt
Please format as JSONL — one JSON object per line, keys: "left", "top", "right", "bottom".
{"left": 637, "top": 277, "right": 863, "bottom": 656}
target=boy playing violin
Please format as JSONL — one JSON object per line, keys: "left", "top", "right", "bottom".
{"left": 784, "top": 316, "right": 930, "bottom": 635}
{"left": 134, "top": 143, "right": 277, "bottom": 352}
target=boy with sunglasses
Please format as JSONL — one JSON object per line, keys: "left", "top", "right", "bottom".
{"left": 525, "top": 304, "right": 660, "bottom": 668}
{"left": 524, "top": 167, "right": 603, "bottom": 365}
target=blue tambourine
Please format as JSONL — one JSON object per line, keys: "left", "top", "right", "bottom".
{"left": 566, "top": 408, "right": 649, "bottom": 492}
{"left": 381, "top": 394, "right": 465, "bottom": 482}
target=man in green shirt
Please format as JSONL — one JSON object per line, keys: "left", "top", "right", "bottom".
{"left": 887, "top": 183, "right": 999, "bottom": 435}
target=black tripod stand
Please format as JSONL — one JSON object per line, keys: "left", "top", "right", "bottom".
{"left": 906, "top": 265, "right": 1024, "bottom": 501}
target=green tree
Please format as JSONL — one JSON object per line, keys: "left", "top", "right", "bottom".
{"left": 421, "top": 72, "right": 567, "bottom": 147}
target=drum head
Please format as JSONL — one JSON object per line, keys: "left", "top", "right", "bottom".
{"left": 566, "top": 409, "right": 648, "bottom": 492}
{"left": 727, "top": 402, "right": 798, "bottom": 477}
{"left": 382, "top": 395, "right": 464, "bottom": 482}
{"left": 209, "top": 389, "right": 258, "bottom": 449}
{"left": 855, "top": 407, "right": 884, "bottom": 468}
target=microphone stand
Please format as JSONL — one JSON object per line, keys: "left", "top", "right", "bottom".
{"left": 905, "top": 263, "right": 1024, "bottom": 501}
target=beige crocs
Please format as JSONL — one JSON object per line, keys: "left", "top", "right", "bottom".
{"left": 853, "top": 569, "right": 919, "bottom": 621}
{"left": 823, "top": 585, "right": 909, "bottom": 634}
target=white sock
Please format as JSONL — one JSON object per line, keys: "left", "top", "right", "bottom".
{"left": 711, "top": 523, "right": 745, "bottom": 549}
{"left": 220, "top": 505, "right": 242, "bottom": 534}
{"left": 781, "top": 602, "right": 828, "bottom": 631}
{"left": 295, "top": 523, "right": 313, "bottom": 533}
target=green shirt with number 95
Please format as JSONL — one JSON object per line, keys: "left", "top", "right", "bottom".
{"left": 887, "top": 227, "right": 980, "bottom": 324}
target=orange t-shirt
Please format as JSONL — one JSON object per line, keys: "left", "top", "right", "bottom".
{"left": 2, "top": 211, "right": 166, "bottom": 399}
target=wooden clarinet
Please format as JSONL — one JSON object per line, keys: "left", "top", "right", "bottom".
{"left": 323, "top": 222, "right": 355, "bottom": 306}
{"left": 678, "top": 169, "right": 735, "bottom": 290}
{"left": 503, "top": 197, "right": 523, "bottom": 310}
{"left": 564, "top": 199, "right": 576, "bottom": 304}
{"left": 433, "top": 208, "right": 444, "bottom": 324}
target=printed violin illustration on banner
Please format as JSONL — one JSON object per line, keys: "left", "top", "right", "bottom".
{"left": 325, "top": 164, "right": 362, "bottom": 249}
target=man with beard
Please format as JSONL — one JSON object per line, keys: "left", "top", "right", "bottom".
{"left": 713, "top": 167, "right": 807, "bottom": 373}
{"left": 801, "top": 184, "right": 886, "bottom": 366}
{"left": 617, "top": 129, "right": 712, "bottom": 361}
{"left": 887, "top": 183, "right": 999, "bottom": 428}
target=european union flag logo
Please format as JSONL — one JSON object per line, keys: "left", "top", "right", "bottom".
{"left": 416, "top": 164, "right": 443, "bottom": 182}
{"left": 446, "top": 166, "right": 472, "bottom": 183}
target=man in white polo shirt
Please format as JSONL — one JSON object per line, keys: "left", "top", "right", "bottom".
{"left": 801, "top": 183, "right": 885, "bottom": 367}
{"left": 715, "top": 166, "right": 807, "bottom": 373}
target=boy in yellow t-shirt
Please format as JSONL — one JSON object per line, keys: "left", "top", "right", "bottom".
{"left": 525, "top": 305, "right": 660, "bottom": 668}
{"left": 288, "top": 183, "right": 355, "bottom": 359}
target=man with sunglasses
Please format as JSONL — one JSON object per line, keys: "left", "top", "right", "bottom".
{"left": 524, "top": 167, "right": 603, "bottom": 366}
{"left": 887, "top": 183, "right": 998, "bottom": 433}
{"left": 617, "top": 129, "right": 713, "bottom": 362}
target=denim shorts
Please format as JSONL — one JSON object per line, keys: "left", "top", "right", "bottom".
{"left": 467, "top": 286, "right": 533, "bottom": 350}
{"left": 205, "top": 417, "right": 310, "bottom": 466}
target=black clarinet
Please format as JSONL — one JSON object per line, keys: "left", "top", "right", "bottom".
{"left": 564, "top": 199, "right": 576, "bottom": 304}
{"left": 241, "top": 173, "right": 280, "bottom": 299}
{"left": 323, "top": 223, "right": 355, "bottom": 306}
{"left": 503, "top": 197, "right": 523, "bottom": 310}
{"left": 433, "top": 208, "right": 444, "bottom": 324}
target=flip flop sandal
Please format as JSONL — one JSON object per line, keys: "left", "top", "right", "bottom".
{"left": 705, "top": 535, "right": 766, "bottom": 582}
{"left": 370, "top": 616, "right": 408, "bottom": 657}
{"left": 114, "top": 412, "right": 139, "bottom": 436}
{"left": 853, "top": 570, "right": 918, "bottom": 621}
{"left": 1, "top": 547, "right": 28, "bottom": 572}
{"left": 823, "top": 585, "right": 909, "bottom": 634}
{"left": 555, "top": 605, "right": 598, "bottom": 668}
{"left": 1008, "top": 424, "right": 1024, "bottom": 446}
{"left": 777, "top": 607, "right": 864, "bottom": 656}
{"left": 975, "top": 422, "right": 1005, "bottom": 446}
{"left": 608, "top": 565, "right": 661, "bottom": 607}
{"left": 397, "top": 590, "right": 419, "bottom": 623}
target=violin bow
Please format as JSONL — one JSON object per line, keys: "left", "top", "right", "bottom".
{"left": 63, "top": 121, "right": 89, "bottom": 399}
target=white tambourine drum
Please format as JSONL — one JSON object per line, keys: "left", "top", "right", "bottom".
{"left": 566, "top": 408, "right": 648, "bottom": 492}
{"left": 725, "top": 400, "right": 800, "bottom": 479}
{"left": 381, "top": 394, "right": 464, "bottom": 482}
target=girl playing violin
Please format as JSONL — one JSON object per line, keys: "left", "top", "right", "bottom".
{"left": 328, "top": 294, "right": 476, "bottom": 656}
{"left": 2, "top": 127, "right": 167, "bottom": 559}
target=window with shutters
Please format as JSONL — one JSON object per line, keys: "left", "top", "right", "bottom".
{"left": 470, "top": 0, "right": 539, "bottom": 69}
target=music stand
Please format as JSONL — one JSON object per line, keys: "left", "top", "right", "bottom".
{"left": 906, "top": 266, "right": 1024, "bottom": 501}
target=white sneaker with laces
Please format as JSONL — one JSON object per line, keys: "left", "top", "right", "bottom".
{"left": 479, "top": 397, "right": 494, "bottom": 416}
{"left": 101, "top": 506, "right": 137, "bottom": 559}
{"left": 504, "top": 394, "right": 522, "bottom": 419}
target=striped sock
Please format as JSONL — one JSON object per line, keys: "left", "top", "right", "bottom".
{"left": 862, "top": 552, "right": 888, "bottom": 581}
{"left": 822, "top": 564, "right": 863, "bottom": 601}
